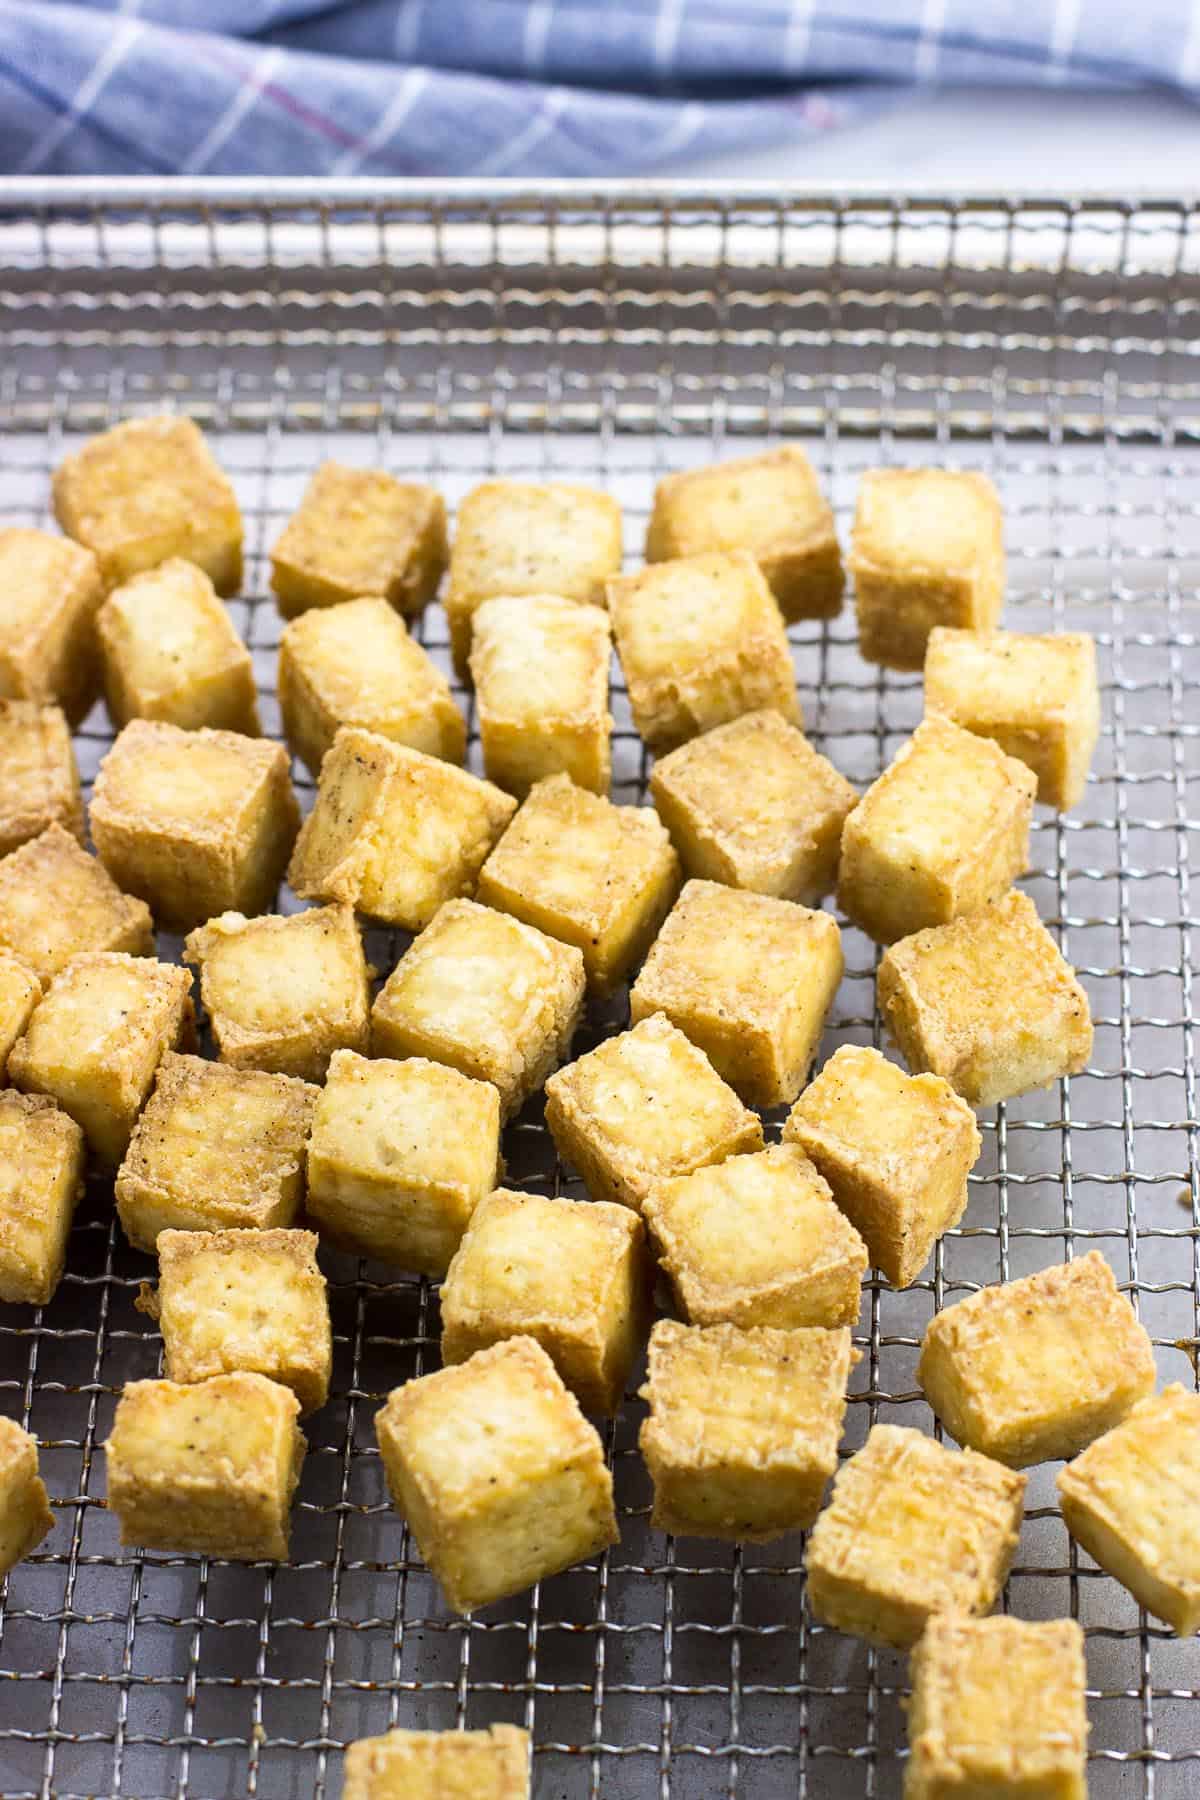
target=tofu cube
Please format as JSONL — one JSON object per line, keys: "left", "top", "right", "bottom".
{"left": 0, "top": 701, "right": 84, "bottom": 856}
{"left": 371, "top": 898, "right": 585, "bottom": 1120}
{"left": 306, "top": 1049, "right": 502, "bottom": 1276}
{"left": 905, "top": 1615, "right": 1087, "bottom": 1800}
{"left": 643, "top": 1143, "right": 868, "bottom": 1329}
{"left": 649, "top": 709, "right": 857, "bottom": 904}
{"left": 1058, "top": 1384, "right": 1200, "bottom": 1635}
{"left": 0, "top": 1091, "right": 85, "bottom": 1305}
{"left": 878, "top": 889, "right": 1093, "bottom": 1106}
{"left": 630, "top": 881, "right": 843, "bottom": 1109}
{"left": 183, "top": 903, "right": 371, "bottom": 1083}
{"left": 804, "top": 1423, "right": 1026, "bottom": 1649}
{"left": 441, "top": 1188, "right": 651, "bottom": 1414}
{"left": 607, "top": 550, "right": 800, "bottom": 754}
{"left": 0, "top": 1418, "right": 55, "bottom": 1574}
{"left": 838, "top": 715, "right": 1036, "bottom": 945}
{"left": 115, "top": 1052, "right": 318, "bottom": 1253}
{"left": 375, "top": 1335, "right": 617, "bottom": 1613}
{"left": 96, "top": 558, "right": 260, "bottom": 735}
{"left": 0, "top": 951, "right": 42, "bottom": 1081}
{"left": 476, "top": 774, "right": 679, "bottom": 997}
{"left": 639, "top": 1319, "right": 857, "bottom": 1541}
{"left": 278, "top": 595, "right": 464, "bottom": 777}
{"left": 269, "top": 462, "right": 447, "bottom": 619}
{"left": 784, "top": 1044, "right": 981, "bottom": 1287}
{"left": 850, "top": 468, "right": 1005, "bottom": 671}
{"left": 90, "top": 719, "right": 300, "bottom": 931}
{"left": 343, "top": 1726, "right": 530, "bottom": 1800}
{"left": 0, "top": 824, "right": 153, "bottom": 984}
{"left": 105, "top": 1371, "right": 305, "bottom": 1560}
{"left": 918, "top": 1250, "right": 1157, "bottom": 1468}
{"left": 0, "top": 528, "right": 104, "bottom": 726}
{"left": 470, "top": 593, "right": 613, "bottom": 796}
{"left": 9, "top": 953, "right": 193, "bottom": 1166}
{"left": 288, "top": 728, "right": 515, "bottom": 932}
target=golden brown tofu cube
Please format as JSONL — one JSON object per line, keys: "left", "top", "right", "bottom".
{"left": 608, "top": 550, "right": 800, "bottom": 755}
{"left": 0, "top": 1091, "right": 84, "bottom": 1305}
{"left": 52, "top": 415, "right": 243, "bottom": 595}
{"left": 0, "top": 950, "right": 42, "bottom": 1082}
{"left": 639, "top": 1319, "right": 857, "bottom": 1541}
{"left": 183, "top": 903, "right": 370, "bottom": 1083}
{"left": 837, "top": 715, "right": 1036, "bottom": 945}
{"left": 375, "top": 1335, "right": 616, "bottom": 1613}
{"left": 105, "top": 1371, "right": 305, "bottom": 1560}
{"left": 850, "top": 468, "right": 1005, "bottom": 671}
{"left": 306, "top": 1049, "right": 502, "bottom": 1276}
{"left": 96, "top": 558, "right": 260, "bottom": 735}
{"left": 278, "top": 595, "right": 464, "bottom": 777}
{"left": 0, "top": 528, "right": 104, "bottom": 726}
{"left": 288, "top": 728, "right": 515, "bottom": 932}
{"left": 905, "top": 1615, "right": 1087, "bottom": 1800}
{"left": 630, "top": 881, "right": 843, "bottom": 1109}
{"left": 805, "top": 1422, "right": 1025, "bottom": 1649}
{"left": 476, "top": 774, "right": 679, "bottom": 997}
{"left": 9, "top": 953, "right": 193, "bottom": 1166}
{"left": 649, "top": 709, "right": 857, "bottom": 904}
{"left": 343, "top": 1725, "right": 530, "bottom": 1800}
{"left": 470, "top": 594, "right": 613, "bottom": 796}
{"left": 643, "top": 1143, "right": 868, "bottom": 1329}
{"left": 918, "top": 1251, "right": 1157, "bottom": 1468}
{"left": 371, "top": 898, "right": 585, "bottom": 1120}
{"left": 0, "top": 1418, "right": 55, "bottom": 1574}
{"left": 878, "top": 889, "right": 1093, "bottom": 1106}
{"left": 270, "top": 462, "right": 447, "bottom": 619}
{"left": 0, "top": 701, "right": 84, "bottom": 856}
{"left": 90, "top": 719, "right": 299, "bottom": 931}
{"left": 1058, "top": 1385, "right": 1200, "bottom": 1635}
{"left": 784, "top": 1044, "right": 981, "bottom": 1287}
{"left": 441, "top": 1188, "right": 650, "bottom": 1414}
{"left": 0, "top": 824, "right": 153, "bottom": 985}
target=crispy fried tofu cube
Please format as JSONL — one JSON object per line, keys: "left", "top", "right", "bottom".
{"left": 0, "top": 951, "right": 42, "bottom": 1082}
{"left": 0, "top": 1091, "right": 84, "bottom": 1305}
{"left": 96, "top": 558, "right": 259, "bottom": 735}
{"left": 288, "top": 728, "right": 515, "bottom": 932}
{"left": 649, "top": 709, "right": 857, "bottom": 904}
{"left": 918, "top": 1251, "right": 1157, "bottom": 1468}
{"left": 850, "top": 468, "right": 1005, "bottom": 671}
{"left": 183, "top": 904, "right": 370, "bottom": 1083}
{"left": 105, "top": 1371, "right": 305, "bottom": 1560}
{"left": 0, "top": 529, "right": 105, "bottom": 726}
{"left": 270, "top": 462, "right": 447, "bottom": 619}
{"left": 115, "top": 1052, "right": 318, "bottom": 1253}
{"left": 838, "top": 715, "right": 1035, "bottom": 944}
{"left": 784, "top": 1044, "right": 981, "bottom": 1287}
{"left": 0, "top": 701, "right": 84, "bottom": 856}
{"left": 805, "top": 1423, "right": 1025, "bottom": 1648}
{"left": 90, "top": 719, "right": 299, "bottom": 930}
{"left": 470, "top": 593, "right": 613, "bottom": 796}
{"left": 375, "top": 1335, "right": 617, "bottom": 1613}
{"left": 905, "top": 1615, "right": 1087, "bottom": 1800}
{"left": 306, "top": 1049, "right": 502, "bottom": 1276}
{"left": 343, "top": 1725, "right": 531, "bottom": 1800}
{"left": 643, "top": 1143, "right": 867, "bottom": 1329}
{"left": 639, "top": 1319, "right": 857, "bottom": 1540}
{"left": 878, "top": 889, "right": 1093, "bottom": 1105}
{"left": 1058, "top": 1384, "right": 1200, "bottom": 1635}
{"left": 0, "top": 824, "right": 153, "bottom": 985}
{"left": 607, "top": 550, "right": 800, "bottom": 754}
{"left": 278, "top": 595, "right": 464, "bottom": 776}
{"left": 631, "top": 881, "right": 843, "bottom": 1109}
{"left": 0, "top": 1418, "right": 55, "bottom": 1573}
{"left": 477, "top": 774, "right": 679, "bottom": 996}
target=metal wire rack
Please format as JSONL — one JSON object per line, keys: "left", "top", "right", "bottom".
{"left": 0, "top": 182, "right": 1198, "bottom": 1799}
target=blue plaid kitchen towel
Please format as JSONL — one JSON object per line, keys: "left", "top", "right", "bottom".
{"left": 0, "top": 1, "right": 1197, "bottom": 178}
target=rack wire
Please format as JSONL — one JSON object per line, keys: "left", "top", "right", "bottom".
{"left": 0, "top": 184, "right": 1198, "bottom": 1798}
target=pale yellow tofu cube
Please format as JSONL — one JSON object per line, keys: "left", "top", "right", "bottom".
{"left": 371, "top": 898, "right": 585, "bottom": 1120}
{"left": 269, "top": 462, "right": 447, "bottom": 619}
{"left": 878, "top": 889, "right": 1093, "bottom": 1106}
{"left": 441, "top": 1188, "right": 650, "bottom": 1414}
{"left": 0, "top": 1418, "right": 55, "bottom": 1574}
{"left": 96, "top": 558, "right": 260, "bottom": 735}
{"left": 305, "top": 1049, "right": 502, "bottom": 1276}
{"left": 470, "top": 593, "right": 613, "bottom": 796}
{"left": 0, "top": 701, "right": 84, "bottom": 856}
{"left": 105, "top": 1371, "right": 305, "bottom": 1560}
{"left": 639, "top": 1319, "right": 857, "bottom": 1541}
{"left": 343, "top": 1725, "right": 530, "bottom": 1800}
{"left": 476, "top": 774, "right": 679, "bottom": 996}
{"left": 630, "top": 881, "right": 843, "bottom": 1108}
{"left": 918, "top": 1251, "right": 1157, "bottom": 1468}
{"left": 375, "top": 1335, "right": 617, "bottom": 1613}
{"left": 784, "top": 1044, "right": 981, "bottom": 1287}
{"left": 805, "top": 1422, "right": 1026, "bottom": 1649}
{"left": 288, "top": 728, "right": 515, "bottom": 932}
{"left": 0, "top": 1091, "right": 84, "bottom": 1305}
{"left": 0, "top": 824, "right": 153, "bottom": 984}
{"left": 0, "top": 529, "right": 104, "bottom": 726}
{"left": 850, "top": 468, "right": 1005, "bottom": 671}
{"left": 0, "top": 950, "right": 42, "bottom": 1081}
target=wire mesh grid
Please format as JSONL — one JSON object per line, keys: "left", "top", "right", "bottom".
{"left": 0, "top": 184, "right": 1198, "bottom": 1797}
